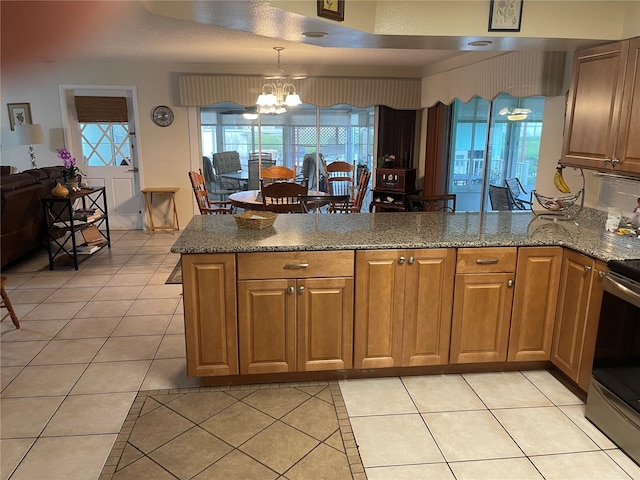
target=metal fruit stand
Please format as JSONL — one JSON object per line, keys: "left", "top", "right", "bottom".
{"left": 530, "top": 168, "right": 585, "bottom": 221}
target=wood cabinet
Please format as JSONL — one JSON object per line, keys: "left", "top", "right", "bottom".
{"left": 508, "top": 247, "right": 562, "bottom": 362}
{"left": 182, "top": 254, "right": 238, "bottom": 377}
{"left": 354, "top": 249, "right": 455, "bottom": 368}
{"left": 551, "top": 250, "right": 606, "bottom": 391}
{"left": 562, "top": 37, "right": 640, "bottom": 175}
{"left": 237, "top": 251, "right": 354, "bottom": 375}
{"left": 450, "top": 248, "right": 517, "bottom": 364}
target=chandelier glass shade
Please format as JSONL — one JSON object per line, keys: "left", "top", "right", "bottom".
{"left": 256, "top": 47, "right": 302, "bottom": 115}
{"left": 498, "top": 107, "right": 531, "bottom": 122}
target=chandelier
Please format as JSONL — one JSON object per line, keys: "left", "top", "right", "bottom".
{"left": 256, "top": 47, "right": 302, "bottom": 115}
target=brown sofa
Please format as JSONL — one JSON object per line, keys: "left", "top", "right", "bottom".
{"left": 1, "top": 166, "right": 65, "bottom": 268}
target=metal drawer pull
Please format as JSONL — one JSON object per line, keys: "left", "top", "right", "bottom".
{"left": 584, "top": 265, "right": 592, "bottom": 272}
{"left": 298, "top": 286, "right": 305, "bottom": 294}
{"left": 507, "top": 279, "right": 513, "bottom": 287}
{"left": 408, "top": 256, "right": 415, "bottom": 265}
{"left": 476, "top": 258, "right": 499, "bottom": 265}
{"left": 284, "top": 263, "right": 309, "bottom": 269}
{"left": 398, "top": 257, "right": 406, "bottom": 265}
{"left": 287, "top": 286, "right": 295, "bottom": 294}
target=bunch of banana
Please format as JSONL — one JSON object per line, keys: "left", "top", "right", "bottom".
{"left": 553, "top": 167, "right": 571, "bottom": 194}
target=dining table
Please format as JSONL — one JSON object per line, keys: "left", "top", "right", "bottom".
{"left": 219, "top": 170, "right": 248, "bottom": 183}
{"left": 229, "top": 189, "right": 330, "bottom": 211}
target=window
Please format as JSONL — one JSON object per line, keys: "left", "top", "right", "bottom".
{"left": 80, "top": 123, "right": 131, "bottom": 166}
{"left": 200, "top": 103, "right": 374, "bottom": 173}
{"left": 75, "top": 96, "right": 132, "bottom": 167}
{"left": 448, "top": 94, "right": 545, "bottom": 212}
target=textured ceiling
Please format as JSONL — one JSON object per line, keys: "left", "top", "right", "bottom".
{"left": 1, "top": 0, "right": 603, "bottom": 78}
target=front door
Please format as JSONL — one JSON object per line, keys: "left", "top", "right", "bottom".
{"left": 60, "top": 86, "right": 142, "bottom": 230}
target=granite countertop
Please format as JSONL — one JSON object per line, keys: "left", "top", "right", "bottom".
{"left": 170, "top": 209, "right": 640, "bottom": 262}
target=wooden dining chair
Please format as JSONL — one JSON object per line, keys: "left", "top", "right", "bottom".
{"left": 323, "top": 160, "right": 355, "bottom": 197}
{"left": 188, "top": 169, "right": 233, "bottom": 214}
{"left": 1, "top": 276, "right": 20, "bottom": 329}
{"left": 330, "top": 169, "right": 371, "bottom": 213}
{"left": 261, "top": 165, "right": 297, "bottom": 185}
{"left": 407, "top": 194, "right": 456, "bottom": 212}
{"left": 261, "top": 180, "right": 308, "bottom": 213}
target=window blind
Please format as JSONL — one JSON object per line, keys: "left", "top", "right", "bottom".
{"left": 75, "top": 96, "right": 128, "bottom": 123}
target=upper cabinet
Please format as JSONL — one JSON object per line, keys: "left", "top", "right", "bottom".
{"left": 562, "top": 37, "right": 640, "bottom": 176}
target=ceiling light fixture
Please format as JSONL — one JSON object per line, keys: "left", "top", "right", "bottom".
{"left": 468, "top": 40, "right": 493, "bottom": 47}
{"left": 499, "top": 107, "right": 532, "bottom": 121}
{"left": 302, "top": 31, "right": 327, "bottom": 38}
{"left": 256, "top": 47, "right": 302, "bottom": 115}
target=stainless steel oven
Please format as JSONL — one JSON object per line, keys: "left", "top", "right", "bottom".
{"left": 585, "top": 259, "right": 640, "bottom": 465}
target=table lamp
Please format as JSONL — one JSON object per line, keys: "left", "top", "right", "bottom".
{"left": 15, "top": 124, "right": 45, "bottom": 169}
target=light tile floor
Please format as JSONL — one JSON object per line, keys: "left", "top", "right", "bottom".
{"left": 340, "top": 372, "right": 640, "bottom": 480}
{"left": 1, "top": 231, "right": 639, "bottom": 479}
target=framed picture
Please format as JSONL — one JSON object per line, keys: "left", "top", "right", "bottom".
{"left": 317, "top": 0, "right": 344, "bottom": 22}
{"left": 7, "top": 102, "right": 32, "bottom": 131}
{"left": 488, "top": 0, "right": 523, "bottom": 32}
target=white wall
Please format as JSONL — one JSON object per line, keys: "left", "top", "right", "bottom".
{"left": 2, "top": 60, "right": 212, "bottom": 228}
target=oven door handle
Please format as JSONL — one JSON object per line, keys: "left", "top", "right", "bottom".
{"left": 603, "top": 273, "right": 640, "bottom": 308}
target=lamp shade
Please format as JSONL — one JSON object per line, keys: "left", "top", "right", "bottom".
{"left": 15, "top": 124, "right": 45, "bottom": 145}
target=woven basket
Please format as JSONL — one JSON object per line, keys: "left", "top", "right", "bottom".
{"left": 234, "top": 211, "right": 277, "bottom": 229}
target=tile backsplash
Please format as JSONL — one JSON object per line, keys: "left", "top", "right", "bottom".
{"left": 593, "top": 173, "right": 640, "bottom": 217}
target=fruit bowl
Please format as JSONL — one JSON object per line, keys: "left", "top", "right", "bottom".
{"left": 532, "top": 190, "right": 581, "bottom": 212}
{"left": 531, "top": 189, "right": 584, "bottom": 221}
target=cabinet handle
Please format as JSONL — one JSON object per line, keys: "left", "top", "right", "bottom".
{"left": 612, "top": 157, "right": 620, "bottom": 164}
{"left": 284, "top": 263, "right": 309, "bottom": 269}
{"left": 476, "top": 258, "right": 499, "bottom": 265}
{"left": 398, "top": 256, "right": 406, "bottom": 265}
{"left": 298, "top": 286, "right": 305, "bottom": 294}
{"left": 603, "top": 157, "right": 612, "bottom": 163}
{"left": 507, "top": 279, "right": 513, "bottom": 287}
{"left": 287, "top": 286, "right": 295, "bottom": 294}
{"left": 598, "top": 270, "right": 605, "bottom": 278}
{"left": 584, "top": 265, "right": 592, "bottom": 272}
{"left": 408, "top": 256, "right": 415, "bottom": 265}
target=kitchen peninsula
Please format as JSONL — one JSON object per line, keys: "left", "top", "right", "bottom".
{"left": 171, "top": 210, "right": 638, "bottom": 391}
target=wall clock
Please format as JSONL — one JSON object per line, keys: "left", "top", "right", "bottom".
{"left": 317, "top": 0, "right": 344, "bottom": 21}
{"left": 152, "top": 105, "right": 174, "bottom": 127}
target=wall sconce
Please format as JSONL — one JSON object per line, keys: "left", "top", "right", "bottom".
{"left": 15, "top": 124, "right": 45, "bottom": 168}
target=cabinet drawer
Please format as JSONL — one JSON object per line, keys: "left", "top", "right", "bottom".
{"left": 237, "top": 251, "right": 354, "bottom": 280}
{"left": 456, "top": 247, "right": 517, "bottom": 273}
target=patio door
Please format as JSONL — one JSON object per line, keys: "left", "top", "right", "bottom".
{"left": 60, "top": 86, "right": 142, "bottom": 230}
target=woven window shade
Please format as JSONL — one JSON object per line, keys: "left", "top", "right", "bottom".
{"left": 75, "top": 96, "right": 128, "bottom": 122}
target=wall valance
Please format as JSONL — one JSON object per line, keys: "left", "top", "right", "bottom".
{"left": 178, "top": 75, "right": 422, "bottom": 110}
{"left": 421, "top": 51, "right": 566, "bottom": 107}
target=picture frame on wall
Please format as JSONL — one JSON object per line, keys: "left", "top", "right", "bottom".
{"left": 488, "top": 0, "right": 523, "bottom": 32}
{"left": 7, "top": 102, "right": 32, "bottom": 131}
{"left": 317, "top": 0, "right": 344, "bottom": 22}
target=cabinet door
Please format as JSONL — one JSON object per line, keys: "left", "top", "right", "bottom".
{"left": 562, "top": 41, "right": 628, "bottom": 170}
{"left": 354, "top": 250, "right": 405, "bottom": 368}
{"left": 551, "top": 251, "right": 595, "bottom": 384}
{"left": 577, "top": 260, "right": 606, "bottom": 391}
{"left": 508, "top": 247, "right": 562, "bottom": 362}
{"left": 616, "top": 37, "right": 640, "bottom": 174}
{"left": 182, "top": 254, "right": 238, "bottom": 376}
{"left": 402, "top": 249, "right": 455, "bottom": 366}
{"left": 450, "top": 273, "right": 514, "bottom": 364}
{"left": 238, "top": 279, "right": 296, "bottom": 374}
{"left": 297, "top": 277, "right": 354, "bottom": 371}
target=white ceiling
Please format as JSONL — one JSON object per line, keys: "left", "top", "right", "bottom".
{"left": 1, "top": 0, "right": 608, "bottom": 78}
